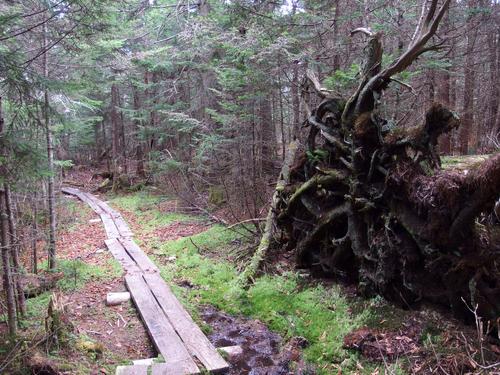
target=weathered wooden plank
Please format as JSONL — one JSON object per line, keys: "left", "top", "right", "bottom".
{"left": 120, "top": 238, "right": 159, "bottom": 273}
{"left": 104, "top": 238, "right": 140, "bottom": 274}
{"left": 143, "top": 273, "right": 229, "bottom": 373}
{"left": 113, "top": 217, "right": 133, "bottom": 238}
{"left": 151, "top": 361, "right": 201, "bottom": 375}
{"left": 80, "top": 192, "right": 106, "bottom": 215}
{"left": 81, "top": 193, "right": 133, "bottom": 237}
{"left": 115, "top": 365, "right": 149, "bottom": 375}
{"left": 64, "top": 188, "right": 106, "bottom": 215}
{"left": 101, "top": 213, "right": 120, "bottom": 238}
{"left": 61, "top": 187, "right": 80, "bottom": 196}
{"left": 125, "top": 275, "right": 199, "bottom": 373}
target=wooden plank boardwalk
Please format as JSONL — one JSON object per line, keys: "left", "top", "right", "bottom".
{"left": 62, "top": 187, "right": 229, "bottom": 375}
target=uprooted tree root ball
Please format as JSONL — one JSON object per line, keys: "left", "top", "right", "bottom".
{"left": 269, "top": 0, "right": 500, "bottom": 326}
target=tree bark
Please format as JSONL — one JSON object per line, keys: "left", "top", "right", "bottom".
{"left": 0, "top": 189, "right": 16, "bottom": 336}
{"left": 0, "top": 99, "right": 16, "bottom": 335}
{"left": 111, "top": 83, "right": 120, "bottom": 189}
{"left": 240, "top": 140, "right": 298, "bottom": 285}
{"left": 459, "top": 0, "right": 477, "bottom": 155}
{"left": 4, "top": 185, "right": 26, "bottom": 318}
{"left": 133, "top": 84, "right": 145, "bottom": 177}
{"left": 32, "top": 192, "right": 38, "bottom": 274}
{"left": 43, "top": 21, "right": 56, "bottom": 270}
{"left": 259, "top": 93, "right": 276, "bottom": 175}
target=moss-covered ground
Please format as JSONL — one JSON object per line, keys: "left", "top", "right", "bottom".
{"left": 109, "top": 190, "right": 409, "bottom": 374}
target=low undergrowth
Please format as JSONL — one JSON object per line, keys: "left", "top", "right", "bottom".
{"left": 109, "top": 191, "right": 408, "bottom": 374}
{"left": 110, "top": 189, "right": 495, "bottom": 374}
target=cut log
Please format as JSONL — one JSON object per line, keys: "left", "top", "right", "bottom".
{"left": 132, "top": 358, "right": 156, "bottom": 366}
{"left": 115, "top": 365, "right": 149, "bottom": 375}
{"left": 218, "top": 345, "right": 243, "bottom": 359}
{"left": 105, "top": 292, "right": 131, "bottom": 306}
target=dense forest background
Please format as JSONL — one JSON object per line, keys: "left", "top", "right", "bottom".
{"left": 1, "top": 0, "right": 499, "bottom": 226}
{"left": 0, "top": 1, "right": 499, "bottom": 373}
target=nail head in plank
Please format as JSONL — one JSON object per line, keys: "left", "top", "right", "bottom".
{"left": 143, "top": 273, "right": 229, "bottom": 373}
{"left": 125, "top": 275, "right": 199, "bottom": 373}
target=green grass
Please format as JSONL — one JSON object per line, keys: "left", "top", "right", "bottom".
{"left": 108, "top": 192, "right": 199, "bottom": 231}
{"left": 105, "top": 191, "right": 413, "bottom": 373}
{"left": 106, "top": 191, "right": 163, "bottom": 212}
{"left": 142, "top": 206, "right": 386, "bottom": 373}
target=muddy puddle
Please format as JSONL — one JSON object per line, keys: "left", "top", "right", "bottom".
{"left": 201, "top": 306, "right": 309, "bottom": 374}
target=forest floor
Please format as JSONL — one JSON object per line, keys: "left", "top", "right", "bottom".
{"left": 2, "top": 160, "right": 499, "bottom": 374}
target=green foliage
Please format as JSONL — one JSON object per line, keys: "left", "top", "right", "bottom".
{"left": 324, "top": 64, "right": 360, "bottom": 89}
{"left": 306, "top": 149, "right": 328, "bottom": 164}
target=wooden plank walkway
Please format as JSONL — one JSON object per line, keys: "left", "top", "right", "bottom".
{"left": 62, "top": 187, "right": 229, "bottom": 375}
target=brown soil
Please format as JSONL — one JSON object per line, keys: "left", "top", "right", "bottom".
{"left": 344, "top": 314, "right": 500, "bottom": 374}
{"left": 63, "top": 165, "right": 107, "bottom": 192}
{"left": 19, "top": 196, "right": 155, "bottom": 373}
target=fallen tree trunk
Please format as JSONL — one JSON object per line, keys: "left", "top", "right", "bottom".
{"left": 269, "top": 0, "right": 500, "bottom": 324}
{"left": 240, "top": 140, "right": 298, "bottom": 284}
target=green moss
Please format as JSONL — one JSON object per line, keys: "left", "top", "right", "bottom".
{"left": 107, "top": 191, "right": 163, "bottom": 213}
{"left": 106, "top": 191, "right": 413, "bottom": 374}
{"left": 245, "top": 274, "right": 366, "bottom": 368}
{"left": 108, "top": 192, "right": 198, "bottom": 234}
{"left": 152, "top": 224, "right": 374, "bottom": 374}
{"left": 441, "top": 154, "right": 490, "bottom": 170}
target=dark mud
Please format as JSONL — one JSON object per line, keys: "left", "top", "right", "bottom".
{"left": 201, "top": 306, "right": 310, "bottom": 375}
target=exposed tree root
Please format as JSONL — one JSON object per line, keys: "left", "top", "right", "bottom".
{"left": 265, "top": 0, "right": 500, "bottom": 325}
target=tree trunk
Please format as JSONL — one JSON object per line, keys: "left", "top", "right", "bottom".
{"left": 259, "top": 93, "right": 275, "bottom": 175}
{"left": 291, "top": 64, "right": 300, "bottom": 138}
{"left": 118, "top": 90, "right": 128, "bottom": 175}
{"left": 32, "top": 192, "right": 38, "bottom": 274}
{"left": 111, "top": 83, "right": 120, "bottom": 189}
{"left": 240, "top": 140, "right": 298, "bottom": 285}
{"left": 0, "top": 98, "right": 17, "bottom": 336}
{"left": 459, "top": 0, "right": 477, "bottom": 155}
{"left": 4, "top": 185, "right": 26, "bottom": 318}
{"left": 487, "top": 27, "right": 499, "bottom": 149}
{"left": 43, "top": 22, "right": 56, "bottom": 270}
{"left": 133, "top": 84, "right": 145, "bottom": 177}
{"left": 0, "top": 189, "right": 16, "bottom": 336}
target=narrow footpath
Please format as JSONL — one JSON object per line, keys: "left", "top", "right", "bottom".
{"left": 62, "top": 187, "right": 229, "bottom": 375}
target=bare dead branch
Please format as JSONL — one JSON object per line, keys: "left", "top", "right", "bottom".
{"left": 350, "top": 27, "right": 375, "bottom": 37}
{"left": 305, "top": 69, "right": 334, "bottom": 99}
